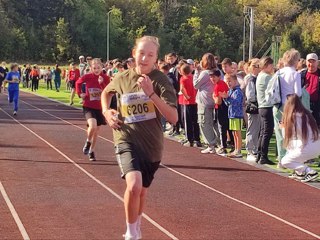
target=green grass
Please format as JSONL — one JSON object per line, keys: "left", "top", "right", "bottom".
{"left": 21, "top": 80, "right": 320, "bottom": 174}
{"left": 20, "top": 80, "right": 82, "bottom": 108}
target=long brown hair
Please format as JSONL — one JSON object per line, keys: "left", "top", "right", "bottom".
{"left": 201, "top": 53, "right": 217, "bottom": 70}
{"left": 283, "top": 94, "right": 319, "bottom": 148}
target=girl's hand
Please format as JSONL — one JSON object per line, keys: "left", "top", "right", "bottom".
{"left": 137, "top": 74, "right": 154, "bottom": 96}
{"left": 103, "top": 109, "right": 123, "bottom": 129}
{"left": 98, "top": 76, "right": 104, "bottom": 84}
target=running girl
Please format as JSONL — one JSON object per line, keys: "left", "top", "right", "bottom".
{"left": 3, "top": 63, "right": 21, "bottom": 115}
{"left": 101, "top": 36, "right": 178, "bottom": 240}
{"left": 76, "top": 58, "right": 110, "bottom": 161}
{"left": 68, "top": 62, "right": 80, "bottom": 105}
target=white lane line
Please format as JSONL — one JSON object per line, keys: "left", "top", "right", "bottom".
{"left": 0, "top": 181, "right": 30, "bottom": 240}
{"left": 19, "top": 99, "right": 320, "bottom": 239}
{"left": 0, "top": 108, "right": 178, "bottom": 240}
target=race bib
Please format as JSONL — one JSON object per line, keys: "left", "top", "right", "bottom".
{"left": 121, "top": 92, "right": 156, "bottom": 124}
{"left": 88, "top": 88, "right": 102, "bottom": 101}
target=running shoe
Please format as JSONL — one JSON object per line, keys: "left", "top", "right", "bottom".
{"left": 123, "top": 234, "right": 137, "bottom": 240}
{"left": 179, "top": 138, "right": 188, "bottom": 145}
{"left": 194, "top": 141, "right": 202, "bottom": 147}
{"left": 201, "top": 147, "right": 215, "bottom": 154}
{"left": 258, "top": 158, "right": 275, "bottom": 165}
{"left": 228, "top": 151, "right": 243, "bottom": 158}
{"left": 13, "top": 111, "right": 17, "bottom": 116}
{"left": 246, "top": 154, "right": 257, "bottom": 162}
{"left": 83, "top": 141, "right": 91, "bottom": 155}
{"left": 183, "top": 141, "right": 193, "bottom": 147}
{"left": 217, "top": 147, "right": 227, "bottom": 156}
{"left": 300, "top": 171, "right": 319, "bottom": 183}
{"left": 89, "top": 152, "right": 96, "bottom": 161}
{"left": 288, "top": 172, "right": 305, "bottom": 180}
{"left": 70, "top": 101, "right": 74, "bottom": 106}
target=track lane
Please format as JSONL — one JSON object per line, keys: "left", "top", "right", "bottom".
{"left": 17, "top": 92, "right": 320, "bottom": 237}
{"left": 0, "top": 106, "right": 172, "bottom": 239}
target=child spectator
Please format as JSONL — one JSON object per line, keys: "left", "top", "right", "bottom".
{"left": 281, "top": 94, "right": 319, "bottom": 182}
{"left": 30, "top": 65, "right": 39, "bottom": 92}
{"left": 46, "top": 67, "right": 53, "bottom": 90}
{"left": 180, "top": 63, "right": 200, "bottom": 147}
{"left": 53, "top": 64, "right": 62, "bottom": 92}
{"left": 209, "top": 70, "right": 228, "bottom": 155}
{"left": 219, "top": 74, "right": 244, "bottom": 158}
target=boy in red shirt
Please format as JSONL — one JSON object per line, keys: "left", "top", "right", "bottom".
{"left": 68, "top": 62, "right": 80, "bottom": 105}
{"left": 180, "top": 64, "right": 200, "bottom": 147}
{"left": 209, "top": 69, "right": 230, "bottom": 155}
{"left": 76, "top": 58, "right": 110, "bottom": 161}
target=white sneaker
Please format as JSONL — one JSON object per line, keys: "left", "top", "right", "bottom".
{"left": 201, "top": 147, "right": 215, "bottom": 154}
{"left": 123, "top": 234, "right": 138, "bottom": 240}
{"left": 13, "top": 111, "right": 17, "bottom": 116}
{"left": 246, "top": 154, "right": 257, "bottom": 162}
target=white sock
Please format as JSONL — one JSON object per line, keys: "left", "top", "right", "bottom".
{"left": 137, "top": 215, "right": 142, "bottom": 229}
{"left": 125, "top": 221, "right": 138, "bottom": 238}
{"left": 86, "top": 138, "right": 91, "bottom": 143}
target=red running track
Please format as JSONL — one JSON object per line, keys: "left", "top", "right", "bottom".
{"left": 0, "top": 91, "right": 320, "bottom": 240}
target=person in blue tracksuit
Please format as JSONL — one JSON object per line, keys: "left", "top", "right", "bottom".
{"left": 4, "top": 63, "right": 21, "bottom": 115}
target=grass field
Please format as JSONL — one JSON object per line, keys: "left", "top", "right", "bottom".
{"left": 20, "top": 80, "right": 320, "bottom": 174}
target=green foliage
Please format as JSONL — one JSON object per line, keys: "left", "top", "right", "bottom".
{"left": 0, "top": 0, "right": 318, "bottom": 63}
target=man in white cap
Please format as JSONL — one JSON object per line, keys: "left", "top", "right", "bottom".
{"left": 79, "top": 55, "right": 87, "bottom": 77}
{"left": 301, "top": 53, "right": 320, "bottom": 126}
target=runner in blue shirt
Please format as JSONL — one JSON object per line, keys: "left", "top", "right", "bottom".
{"left": 4, "top": 63, "right": 21, "bottom": 115}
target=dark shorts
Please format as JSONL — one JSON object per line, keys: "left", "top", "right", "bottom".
{"left": 83, "top": 107, "right": 106, "bottom": 126}
{"left": 115, "top": 142, "right": 160, "bottom": 188}
{"left": 69, "top": 80, "right": 76, "bottom": 89}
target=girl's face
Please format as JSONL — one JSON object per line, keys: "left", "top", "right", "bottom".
{"left": 91, "top": 62, "right": 102, "bottom": 75}
{"left": 133, "top": 40, "right": 158, "bottom": 75}
{"left": 13, "top": 66, "right": 19, "bottom": 72}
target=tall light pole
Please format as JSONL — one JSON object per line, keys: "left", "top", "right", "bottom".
{"left": 107, "top": 10, "right": 112, "bottom": 61}
{"left": 248, "top": 6, "right": 254, "bottom": 60}
{"left": 243, "top": 5, "right": 255, "bottom": 60}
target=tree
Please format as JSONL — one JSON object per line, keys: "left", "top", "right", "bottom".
{"left": 55, "top": 18, "right": 71, "bottom": 61}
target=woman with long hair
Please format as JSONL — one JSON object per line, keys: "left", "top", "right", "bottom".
{"left": 281, "top": 94, "right": 319, "bottom": 182}
{"left": 193, "top": 52, "right": 220, "bottom": 153}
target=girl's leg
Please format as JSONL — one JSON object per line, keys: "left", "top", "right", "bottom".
{"left": 13, "top": 89, "right": 19, "bottom": 112}
{"left": 124, "top": 171, "right": 143, "bottom": 238}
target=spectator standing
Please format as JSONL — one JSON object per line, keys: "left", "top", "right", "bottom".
{"left": 274, "top": 49, "right": 302, "bottom": 167}
{"left": 255, "top": 57, "right": 275, "bottom": 164}
{"left": 46, "top": 67, "right": 53, "bottom": 90}
{"left": 281, "top": 94, "right": 319, "bottom": 182}
{"left": 194, "top": 53, "right": 220, "bottom": 153}
{"left": 180, "top": 63, "right": 200, "bottom": 147}
{"left": 245, "top": 58, "right": 261, "bottom": 159}
{"left": 300, "top": 53, "right": 320, "bottom": 126}
{"left": 79, "top": 56, "right": 87, "bottom": 77}
{"left": 210, "top": 70, "right": 228, "bottom": 155}
{"left": 30, "top": 65, "right": 39, "bottom": 92}
{"left": 219, "top": 74, "right": 243, "bottom": 158}
{"left": 53, "top": 64, "right": 62, "bottom": 92}
{"left": 166, "top": 52, "right": 182, "bottom": 136}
